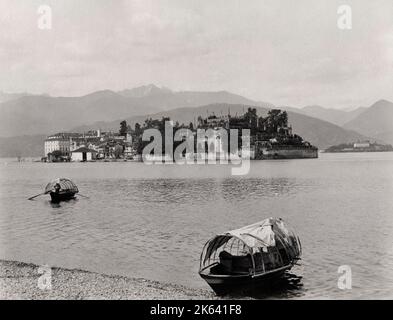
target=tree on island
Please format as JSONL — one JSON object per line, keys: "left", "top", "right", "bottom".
{"left": 134, "top": 123, "right": 141, "bottom": 135}
{"left": 278, "top": 111, "right": 288, "bottom": 128}
{"left": 51, "top": 150, "right": 63, "bottom": 157}
{"left": 263, "top": 109, "right": 288, "bottom": 133}
{"left": 119, "top": 120, "right": 128, "bottom": 137}
{"left": 244, "top": 107, "right": 258, "bottom": 130}
{"left": 48, "top": 149, "right": 66, "bottom": 162}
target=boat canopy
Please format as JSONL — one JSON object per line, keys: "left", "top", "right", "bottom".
{"left": 45, "top": 178, "right": 79, "bottom": 194}
{"left": 200, "top": 217, "right": 301, "bottom": 270}
{"left": 227, "top": 217, "right": 291, "bottom": 248}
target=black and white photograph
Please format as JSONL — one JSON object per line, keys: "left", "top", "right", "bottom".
{"left": 0, "top": 0, "right": 392, "bottom": 306}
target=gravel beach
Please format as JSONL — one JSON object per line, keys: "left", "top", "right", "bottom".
{"left": 0, "top": 260, "right": 215, "bottom": 300}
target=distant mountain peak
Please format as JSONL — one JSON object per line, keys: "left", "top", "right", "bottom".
{"left": 370, "top": 99, "right": 393, "bottom": 108}
{"left": 343, "top": 99, "right": 393, "bottom": 145}
{"left": 297, "top": 104, "right": 370, "bottom": 126}
{"left": 80, "top": 89, "right": 120, "bottom": 100}
{"left": 302, "top": 105, "right": 325, "bottom": 111}
{"left": 118, "top": 84, "right": 172, "bottom": 98}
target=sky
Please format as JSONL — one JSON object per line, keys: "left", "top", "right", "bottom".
{"left": 0, "top": 0, "right": 392, "bottom": 109}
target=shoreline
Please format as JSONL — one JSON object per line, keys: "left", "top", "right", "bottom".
{"left": 0, "top": 259, "right": 215, "bottom": 300}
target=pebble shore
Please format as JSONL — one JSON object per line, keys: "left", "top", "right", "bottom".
{"left": 0, "top": 259, "right": 215, "bottom": 300}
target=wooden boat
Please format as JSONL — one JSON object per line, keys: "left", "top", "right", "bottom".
{"left": 44, "top": 178, "right": 79, "bottom": 202}
{"left": 198, "top": 217, "right": 301, "bottom": 295}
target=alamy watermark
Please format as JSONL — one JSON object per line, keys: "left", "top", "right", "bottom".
{"left": 141, "top": 121, "right": 251, "bottom": 175}
{"left": 337, "top": 265, "right": 352, "bottom": 290}
{"left": 337, "top": 4, "right": 352, "bottom": 30}
{"left": 37, "top": 264, "right": 52, "bottom": 290}
{"left": 36, "top": 4, "right": 353, "bottom": 31}
{"left": 37, "top": 5, "right": 52, "bottom": 30}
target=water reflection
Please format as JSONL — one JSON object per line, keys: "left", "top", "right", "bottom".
{"left": 49, "top": 201, "right": 61, "bottom": 209}
{"left": 49, "top": 198, "right": 78, "bottom": 209}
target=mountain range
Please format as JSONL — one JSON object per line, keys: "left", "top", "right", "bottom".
{"left": 0, "top": 91, "right": 33, "bottom": 104}
{"left": 0, "top": 84, "right": 392, "bottom": 156}
{"left": 0, "top": 84, "right": 262, "bottom": 137}
{"left": 296, "top": 105, "right": 366, "bottom": 126}
{"left": 343, "top": 99, "right": 393, "bottom": 144}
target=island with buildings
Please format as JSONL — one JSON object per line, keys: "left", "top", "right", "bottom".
{"left": 324, "top": 141, "right": 393, "bottom": 153}
{"left": 43, "top": 108, "right": 318, "bottom": 162}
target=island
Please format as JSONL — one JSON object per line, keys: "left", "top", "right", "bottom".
{"left": 324, "top": 141, "right": 393, "bottom": 153}
{"left": 42, "top": 108, "right": 318, "bottom": 162}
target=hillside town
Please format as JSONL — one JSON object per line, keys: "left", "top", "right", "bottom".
{"left": 43, "top": 109, "right": 318, "bottom": 162}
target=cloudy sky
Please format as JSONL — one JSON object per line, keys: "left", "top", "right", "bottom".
{"left": 0, "top": 0, "right": 392, "bottom": 108}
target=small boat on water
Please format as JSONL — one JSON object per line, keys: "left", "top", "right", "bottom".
{"left": 198, "top": 217, "right": 302, "bottom": 295}
{"left": 44, "top": 178, "right": 79, "bottom": 202}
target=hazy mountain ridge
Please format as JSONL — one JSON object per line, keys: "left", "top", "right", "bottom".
{"left": 0, "top": 91, "right": 34, "bottom": 104}
{"left": 343, "top": 99, "right": 393, "bottom": 144}
{"left": 118, "top": 84, "right": 173, "bottom": 98}
{"left": 0, "top": 85, "right": 389, "bottom": 156}
{"left": 0, "top": 93, "right": 157, "bottom": 137}
{"left": 294, "top": 105, "right": 367, "bottom": 126}
{"left": 0, "top": 134, "right": 46, "bottom": 157}
{"left": 0, "top": 86, "right": 259, "bottom": 137}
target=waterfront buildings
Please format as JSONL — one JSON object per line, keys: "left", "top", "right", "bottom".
{"left": 71, "top": 147, "right": 97, "bottom": 162}
{"left": 44, "top": 133, "right": 78, "bottom": 157}
{"left": 43, "top": 130, "right": 137, "bottom": 161}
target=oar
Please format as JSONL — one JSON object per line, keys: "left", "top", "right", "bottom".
{"left": 77, "top": 193, "right": 89, "bottom": 199}
{"left": 28, "top": 193, "right": 46, "bottom": 200}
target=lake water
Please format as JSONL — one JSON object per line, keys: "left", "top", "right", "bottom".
{"left": 0, "top": 153, "right": 392, "bottom": 299}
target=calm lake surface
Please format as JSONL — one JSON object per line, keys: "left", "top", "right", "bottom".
{"left": 1, "top": 153, "right": 392, "bottom": 299}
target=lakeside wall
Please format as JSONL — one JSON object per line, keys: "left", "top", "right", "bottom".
{"left": 256, "top": 147, "right": 318, "bottom": 159}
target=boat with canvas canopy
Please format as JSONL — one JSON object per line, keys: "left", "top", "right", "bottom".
{"left": 198, "top": 217, "right": 301, "bottom": 295}
{"left": 44, "top": 178, "right": 79, "bottom": 202}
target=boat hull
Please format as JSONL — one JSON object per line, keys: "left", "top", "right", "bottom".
{"left": 50, "top": 192, "right": 76, "bottom": 203}
{"left": 199, "top": 265, "right": 292, "bottom": 295}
